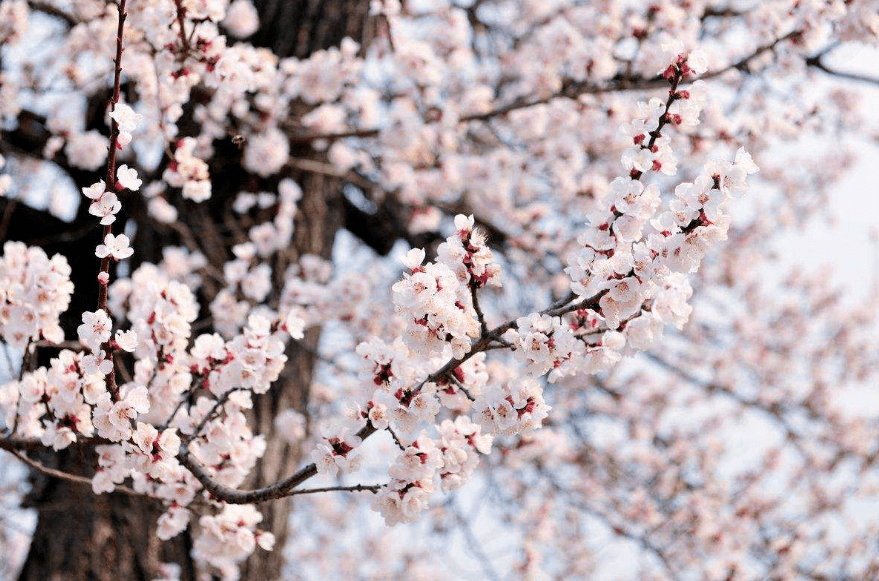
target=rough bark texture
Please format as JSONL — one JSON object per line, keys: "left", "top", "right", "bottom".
{"left": 237, "top": 171, "right": 345, "bottom": 581}
{"left": 16, "top": 450, "right": 195, "bottom": 581}
{"left": 11, "top": 1, "right": 372, "bottom": 580}
{"left": 238, "top": 3, "right": 370, "bottom": 578}
{"left": 9, "top": 103, "right": 193, "bottom": 581}
{"left": 250, "top": 0, "right": 373, "bottom": 59}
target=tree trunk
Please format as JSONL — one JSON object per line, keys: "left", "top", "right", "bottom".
{"left": 238, "top": 171, "right": 344, "bottom": 581}
{"left": 238, "top": 3, "right": 371, "bottom": 578}
{"left": 17, "top": 452, "right": 195, "bottom": 581}
{"left": 14, "top": 1, "right": 371, "bottom": 580}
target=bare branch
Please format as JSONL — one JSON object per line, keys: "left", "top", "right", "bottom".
{"left": 4, "top": 448, "right": 157, "bottom": 501}
{"left": 287, "top": 30, "right": 800, "bottom": 144}
{"left": 288, "top": 483, "right": 384, "bottom": 495}
{"left": 806, "top": 55, "right": 879, "bottom": 87}
{"left": 27, "top": 1, "right": 79, "bottom": 27}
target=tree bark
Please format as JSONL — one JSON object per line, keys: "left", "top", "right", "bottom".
{"left": 16, "top": 450, "right": 195, "bottom": 581}
{"left": 237, "top": 170, "right": 344, "bottom": 580}
{"left": 237, "top": 3, "right": 370, "bottom": 578}
{"left": 13, "top": 1, "right": 372, "bottom": 580}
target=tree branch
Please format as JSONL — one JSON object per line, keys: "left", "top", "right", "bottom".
{"left": 288, "top": 483, "right": 383, "bottom": 495}
{"left": 27, "top": 1, "right": 79, "bottom": 27}
{"left": 806, "top": 55, "right": 879, "bottom": 87}
{"left": 3, "top": 448, "right": 157, "bottom": 500}
{"left": 286, "top": 31, "right": 798, "bottom": 143}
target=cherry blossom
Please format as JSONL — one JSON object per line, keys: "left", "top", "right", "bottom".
{"left": 0, "top": 242, "right": 72, "bottom": 348}
{"left": 312, "top": 422, "right": 363, "bottom": 476}
{"left": 114, "top": 329, "right": 138, "bottom": 352}
{"left": 109, "top": 103, "right": 143, "bottom": 148}
{"left": 116, "top": 165, "right": 142, "bottom": 191}
{"left": 77, "top": 310, "right": 112, "bottom": 352}
{"left": 87, "top": 191, "right": 122, "bottom": 225}
{"left": 94, "top": 233, "right": 134, "bottom": 261}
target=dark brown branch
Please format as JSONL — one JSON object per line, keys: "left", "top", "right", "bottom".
{"left": 288, "top": 126, "right": 380, "bottom": 144}
{"left": 177, "top": 420, "right": 378, "bottom": 504}
{"left": 97, "top": 0, "right": 128, "bottom": 314}
{"left": 469, "top": 284, "right": 489, "bottom": 336}
{"left": 285, "top": 483, "right": 384, "bottom": 495}
{"left": 0, "top": 436, "right": 49, "bottom": 453}
{"left": 806, "top": 55, "right": 879, "bottom": 87}
{"left": 386, "top": 426, "right": 406, "bottom": 450}
{"left": 3, "top": 448, "right": 157, "bottom": 500}
{"left": 27, "top": 1, "right": 79, "bottom": 27}
{"left": 701, "top": 6, "right": 744, "bottom": 20}
{"left": 91, "top": 0, "right": 128, "bottom": 402}
{"left": 172, "top": 0, "right": 191, "bottom": 53}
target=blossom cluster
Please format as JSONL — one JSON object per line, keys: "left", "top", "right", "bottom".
{"left": 192, "top": 504, "right": 276, "bottom": 576}
{"left": 312, "top": 421, "right": 363, "bottom": 476}
{"left": 163, "top": 137, "right": 212, "bottom": 202}
{"left": 0, "top": 351, "right": 95, "bottom": 449}
{"left": 180, "top": 396, "right": 267, "bottom": 489}
{"left": 321, "top": 52, "right": 760, "bottom": 531}
{"left": 0, "top": 242, "right": 72, "bottom": 349}
{"left": 372, "top": 417, "right": 490, "bottom": 525}
{"left": 472, "top": 377, "right": 551, "bottom": 438}
{"left": 392, "top": 215, "right": 501, "bottom": 359}
{"left": 392, "top": 247, "right": 480, "bottom": 359}
{"left": 355, "top": 335, "right": 488, "bottom": 434}
{"left": 201, "top": 314, "right": 287, "bottom": 396}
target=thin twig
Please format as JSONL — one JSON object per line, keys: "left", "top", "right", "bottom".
{"left": 288, "top": 483, "right": 384, "bottom": 496}
{"left": 172, "top": 0, "right": 190, "bottom": 53}
{"left": 449, "top": 375, "right": 476, "bottom": 402}
{"left": 5, "top": 448, "right": 157, "bottom": 500}
{"left": 0, "top": 199, "right": 17, "bottom": 243}
{"left": 26, "top": 1, "right": 79, "bottom": 26}
{"left": 806, "top": 56, "right": 879, "bottom": 87}
{"left": 470, "top": 284, "right": 489, "bottom": 336}
{"left": 451, "top": 497, "right": 502, "bottom": 581}
{"left": 386, "top": 426, "right": 406, "bottom": 450}
{"left": 94, "top": 0, "right": 129, "bottom": 401}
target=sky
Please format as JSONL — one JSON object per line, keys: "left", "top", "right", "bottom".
{"left": 771, "top": 43, "right": 879, "bottom": 299}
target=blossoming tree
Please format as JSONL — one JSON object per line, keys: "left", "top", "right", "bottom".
{"left": 1, "top": 0, "right": 878, "bottom": 579}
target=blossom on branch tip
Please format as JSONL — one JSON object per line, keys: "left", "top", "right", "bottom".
{"left": 223, "top": 0, "right": 260, "bottom": 38}
{"left": 92, "top": 385, "right": 151, "bottom": 442}
{"left": 472, "top": 377, "right": 550, "bottom": 437}
{"left": 192, "top": 505, "right": 274, "bottom": 570}
{"left": 401, "top": 247, "right": 425, "bottom": 269}
{"left": 686, "top": 50, "right": 709, "bottom": 76}
{"left": 312, "top": 422, "right": 363, "bottom": 476}
{"left": 504, "top": 313, "right": 579, "bottom": 380}
{"left": 284, "top": 309, "right": 305, "bottom": 339}
{"left": 110, "top": 103, "right": 142, "bottom": 147}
